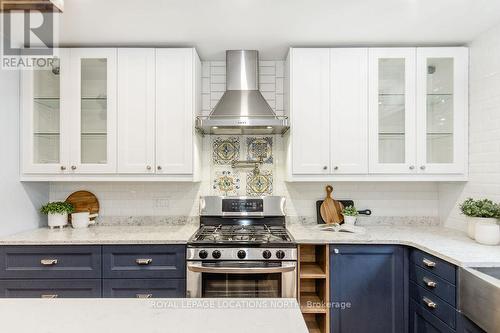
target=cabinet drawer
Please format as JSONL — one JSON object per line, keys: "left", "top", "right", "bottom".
{"left": 410, "top": 264, "right": 456, "bottom": 307}
{"left": 409, "top": 300, "right": 455, "bottom": 333}
{"left": 0, "top": 246, "right": 101, "bottom": 279}
{"left": 411, "top": 249, "right": 456, "bottom": 284}
{"left": 410, "top": 282, "right": 456, "bottom": 329}
{"left": 0, "top": 279, "right": 101, "bottom": 298}
{"left": 103, "top": 279, "right": 185, "bottom": 298}
{"left": 103, "top": 245, "right": 185, "bottom": 279}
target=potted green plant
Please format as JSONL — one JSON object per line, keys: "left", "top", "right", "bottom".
{"left": 459, "top": 198, "right": 500, "bottom": 240}
{"left": 342, "top": 205, "right": 359, "bottom": 225}
{"left": 40, "top": 202, "right": 74, "bottom": 229}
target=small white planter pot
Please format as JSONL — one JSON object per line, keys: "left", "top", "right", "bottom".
{"left": 47, "top": 213, "right": 68, "bottom": 229}
{"left": 466, "top": 216, "right": 497, "bottom": 239}
{"left": 343, "top": 215, "right": 357, "bottom": 225}
{"left": 474, "top": 221, "right": 500, "bottom": 246}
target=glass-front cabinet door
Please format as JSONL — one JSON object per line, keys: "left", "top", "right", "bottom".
{"left": 368, "top": 48, "right": 416, "bottom": 173}
{"left": 21, "top": 50, "right": 70, "bottom": 174}
{"left": 69, "top": 48, "right": 117, "bottom": 173}
{"left": 416, "top": 48, "right": 468, "bottom": 174}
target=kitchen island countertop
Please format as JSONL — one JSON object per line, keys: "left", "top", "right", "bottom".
{"left": 0, "top": 298, "right": 307, "bottom": 333}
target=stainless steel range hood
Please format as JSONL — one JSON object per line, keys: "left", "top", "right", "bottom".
{"left": 196, "top": 50, "right": 289, "bottom": 135}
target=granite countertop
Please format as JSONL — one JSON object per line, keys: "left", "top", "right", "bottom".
{"left": 0, "top": 298, "right": 307, "bottom": 333}
{"left": 288, "top": 224, "right": 500, "bottom": 267}
{"left": 1, "top": 222, "right": 500, "bottom": 268}
{"left": 0, "top": 224, "right": 198, "bottom": 245}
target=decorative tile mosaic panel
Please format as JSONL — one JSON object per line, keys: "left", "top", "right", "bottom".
{"left": 246, "top": 136, "right": 273, "bottom": 164}
{"left": 246, "top": 170, "right": 273, "bottom": 196}
{"left": 212, "top": 137, "right": 240, "bottom": 165}
{"left": 212, "top": 170, "right": 241, "bottom": 196}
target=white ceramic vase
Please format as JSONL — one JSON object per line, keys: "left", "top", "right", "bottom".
{"left": 48, "top": 213, "right": 68, "bottom": 229}
{"left": 466, "top": 216, "right": 497, "bottom": 239}
{"left": 343, "top": 215, "right": 357, "bottom": 225}
{"left": 474, "top": 221, "right": 500, "bottom": 246}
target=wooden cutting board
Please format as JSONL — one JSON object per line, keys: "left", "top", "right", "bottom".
{"left": 65, "top": 191, "right": 99, "bottom": 221}
{"left": 319, "top": 185, "right": 343, "bottom": 224}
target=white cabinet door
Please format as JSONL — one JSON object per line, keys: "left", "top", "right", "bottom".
{"left": 68, "top": 48, "right": 117, "bottom": 173}
{"left": 155, "top": 48, "right": 195, "bottom": 174}
{"left": 330, "top": 48, "right": 369, "bottom": 174}
{"left": 117, "top": 48, "right": 156, "bottom": 174}
{"left": 289, "top": 48, "right": 331, "bottom": 174}
{"left": 416, "top": 47, "right": 468, "bottom": 174}
{"left": 21, "top": 49, "right": 71, "bottom": 174}
{"left": 368, "top": 48, "right": 417, "bottom": 174}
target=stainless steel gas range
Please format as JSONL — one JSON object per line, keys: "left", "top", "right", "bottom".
{"left": 186, "top": 196, "right": 297, "bottom": 298}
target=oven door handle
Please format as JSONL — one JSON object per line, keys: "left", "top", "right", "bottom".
{"left": 187, "top": 262, "right": 296, "bottom": 274}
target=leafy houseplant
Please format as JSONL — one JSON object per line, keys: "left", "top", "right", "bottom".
{"left": 40, "top": 202, "right": 74, "bottom": 229}
{"left": 342, "top": 205, "right": 359, "bottom": 225}
{"left": 459, "top": 198, "right": 500, "bottom": 240}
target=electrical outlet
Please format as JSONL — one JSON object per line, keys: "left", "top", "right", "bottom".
{"left": 154, "top": 198, "right": 170, "bottom": 208}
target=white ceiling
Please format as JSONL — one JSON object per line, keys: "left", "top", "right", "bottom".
{"left": 58, "top": 0, "right": 500, "bottom": 60}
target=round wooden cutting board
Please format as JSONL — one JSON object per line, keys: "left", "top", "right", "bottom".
{"left": 65, "top": 191, "right": 99, "bottom": 221}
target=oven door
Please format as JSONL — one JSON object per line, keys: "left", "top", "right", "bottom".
{"left": 186, "top": 261, "right": 296, "bottom": 298}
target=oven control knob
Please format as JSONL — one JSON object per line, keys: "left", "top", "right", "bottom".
{"left": 212, "top": 250, "right": 221, "bottom": 259}
{"left": 262, "top": 250, "right": 272, "bottom": 259}
{"left": 199, "top": 250, "right": 208, "bottom": 259}
{"left": 275, "top": 250, "right": 285, "bottom": 259}
{"left": 237, "top": 250, "right": 247, "bottom": 259}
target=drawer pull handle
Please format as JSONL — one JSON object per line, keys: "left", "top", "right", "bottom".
{"left": 41, "top": 294, "right": 58, "bottom": 299}
{"left": 423, "top": 277, "right": 437, "bottom": 288}
{"left": 136, "top": 294, "right": 152, "bottom": 299}
{"left": 135, "top": 258, "right": 153, "bottom": 265}
{"left": 422, "top": 258, "right": 436, "bottom": 268}
{"left": 40, "top": 259, "right": 58, "bottom": 266}
{"left": 423, "top": 297, "right": 437, "bottom": 309}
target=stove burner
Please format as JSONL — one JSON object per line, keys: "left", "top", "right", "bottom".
{"left": 190, "top": 224, "right": 293, "bottom": 244}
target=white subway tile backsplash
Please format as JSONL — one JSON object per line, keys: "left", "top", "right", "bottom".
{"left": 440, "top": 23, "right": 500, "bottom": 231}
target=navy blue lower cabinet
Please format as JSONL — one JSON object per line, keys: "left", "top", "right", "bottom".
{"left": 330, "top": 245, "right": 406, "bottom": 333}
{"left": 0, "top": 279, "right": 102, "bottom": 298}
{"left": 102, "top": 245, "right": 185, "bottom": 279}
{"left": 457, "top": 313, "right": 486, "bottom": 333}
{"left": 409, "top": 300, "right": 454, "bottom": 333}
{"left": 0, "top": 246, "right": 101, "bottom": 279}
{"left": 103, "top": 279, "right": 185, "bottom": 298}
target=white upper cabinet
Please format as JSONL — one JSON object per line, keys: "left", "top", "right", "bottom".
{"left": 368, "top": 48, "right": 417, "bottom": 174}
{"left": 416, "top": 47, "right": 468, "bottom": 174}
{"left": 117, "top": 48, "right": 156, "bottom": 174}
{"left": 69, "top": 48, "right": 117, "bottom": 173}
{"left": 155, "top": 48, "right": 200, "bottom": 175}
{"left": 330, "top": 48, "right": 369, "bottom": 174}
{"left": 22, "top": 49, "right": 71, "bottom": 174}
{"left": 288, "top": 48, "right": 331, "bottom": 174}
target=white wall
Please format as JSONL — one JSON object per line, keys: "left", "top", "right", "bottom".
{"left": 439, "top": 23, "right": 500, "bottom": 231}
{"left": 0, "top": 69, "right": 49, "bottom": 236}
{"left": 50, "top": 61, "right": 440, "bottom": 221}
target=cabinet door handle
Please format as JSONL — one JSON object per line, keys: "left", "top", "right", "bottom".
{"left": 41, "top": 294, "right": 58, "bottom": 299}
{"left": 146, "top": 165, "right": 152, "bottom": 170}
{"left": 323, "top": 166, "right": 328, "bottom": 170}
{"left": 60, "top": 166, "right": 66, "bottom": 171}
{"left": 422, "top": 297, "right": 437, "bottom": 309}
{"left": 423, "top": 277, "right": 437, "bottom": 288}
{"left": 40, "top": 259, "right": 58, "bottom": 266}
{"left": 420, "top": 165, "right": 426, "bottom": 170}
{"left": 333, "top": 166, "right": 339, "bottom": 171}
{"left": 333, "top": 248, "right": 339, "bottom": 254}
{"left": 135, "top": 258, "right": 153, "bottom": 265}
{"left": 422, "top": 258, "right": 436, "bottom": 268}
{"left": 409, "top": 165, "right": 415, "bottom": 170}
{"left": 157, "top": 166, "right": 162, "bottom": 171}
{"left": 71, "top": 165, "right": 77, "bottom": 170}
{"left": 136, "top": 294, "right": 153, "bottom": 299}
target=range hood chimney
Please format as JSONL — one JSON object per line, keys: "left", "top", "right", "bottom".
{"left": 196, "top": 50, "right": 289, "bottom": 135}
